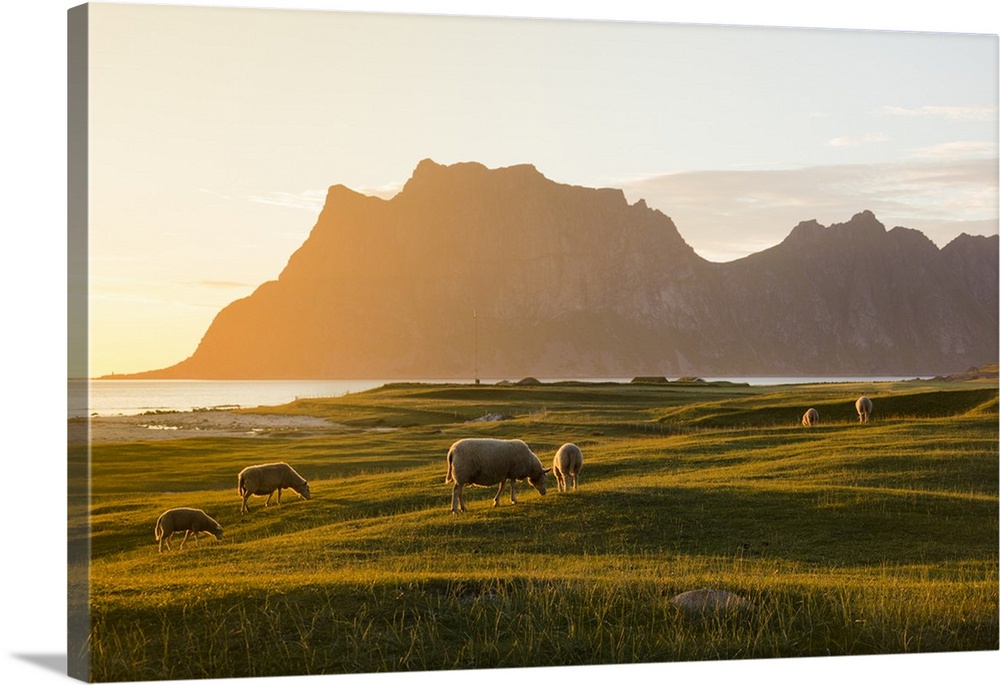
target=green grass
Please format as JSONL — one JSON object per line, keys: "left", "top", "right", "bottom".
{"left": 73, "top": 379, "right": 999, "bottom": 681}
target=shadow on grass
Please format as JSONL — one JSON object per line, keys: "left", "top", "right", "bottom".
{"left": 373, "top": 484, "right": 997, "bottom": 569}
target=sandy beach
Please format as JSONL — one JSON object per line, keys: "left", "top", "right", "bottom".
{"left": 69, "top": 410, "right": 337, "bottom": 444}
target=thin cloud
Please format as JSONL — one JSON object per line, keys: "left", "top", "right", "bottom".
{"left": 197, "top": 280, "right": 254, "bottom": 289}
{"left": 880, "top": 105, "right": 998, "bottom": 121}
{"left": 246, "top": 190, "right": 327, "bottom": 212}
{"left": 826, "top": 133, "right": 890, "bottom": 147}
{"left": 619, "top": 156, "right": 998, "bottom": 262}
{"left": 908, "top": 140, "right": 997, "bottom": 161}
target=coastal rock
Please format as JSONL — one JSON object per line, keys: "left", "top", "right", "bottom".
{"left": 669, "top": 588, "right": 755, "bottom": 618}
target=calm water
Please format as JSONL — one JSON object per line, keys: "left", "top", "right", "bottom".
{"left": 69, "top": 376, "right": 917, "bottom": 418}
{"left": 69, "top": 379, "right": 392, "bottom": 418}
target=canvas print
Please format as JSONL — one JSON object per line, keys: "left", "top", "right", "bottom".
{"left": 67, "top": 2, "right": 999, "bottom": 683}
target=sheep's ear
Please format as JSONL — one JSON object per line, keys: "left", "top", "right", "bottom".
{"left": 543, "top": 467, "right": 552, "bottom": 473}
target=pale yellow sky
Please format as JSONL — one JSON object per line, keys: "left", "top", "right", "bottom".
{"left": 1, "top": 0, "right": 997, "bottom": 679}
{"left": 80, "top": 1, "right": 998, "bottom": 378}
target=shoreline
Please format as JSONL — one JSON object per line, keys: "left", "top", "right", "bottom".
{"left": 70, "top": 371, "right": 997, "bottom": 444}
{"left": 70, "top": 410, "right": 338, "bottom": 444}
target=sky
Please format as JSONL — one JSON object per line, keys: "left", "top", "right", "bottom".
{"left": 60, "top": 0, "right": 1000, "bottom": 380}
{"left": 1, "top": 2, "right": 999, "bottom": 685}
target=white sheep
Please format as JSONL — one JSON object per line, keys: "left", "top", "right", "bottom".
{"left": 802, "top": 407, "right": 819, "bottom": 427}
{"left": 856, "top": 396, "right": 873, "bottom": 423}
{"left": 154, "top": 507, "right": 223, "bottom": 552}
{"left": 445, "top": 438, "right": 551, "bottom": 513}
{"left": 238, "top": 462, "right": 311, "bottom": 514}
{"left": 552, "top": 443, "right": 583, "bottom": 492}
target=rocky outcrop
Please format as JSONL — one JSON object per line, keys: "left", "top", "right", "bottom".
{"left": 121, "top": 160, "right": 998, "bottom": 380}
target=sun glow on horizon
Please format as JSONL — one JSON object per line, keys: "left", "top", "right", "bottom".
{"left": 82, "top": 3, "right": 998, "bottom": 377}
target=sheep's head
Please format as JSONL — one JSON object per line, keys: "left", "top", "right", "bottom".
{"left": 529, "top": 467, "right": 552, "bottom": 496}
{"left": 296, "top": 481, "right": 312, "bottom": 500}
{"left": 211, "top": 523, "right": 223, "bottom": 540}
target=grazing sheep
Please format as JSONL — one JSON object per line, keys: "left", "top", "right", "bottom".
{"left": 155, "top": 507, "right": 223, "bottom": 552}
{"left": 552, "top": 443, "right": 583, "bottom": 492}
{"left": 856, "top": 395, "right": 873, "bottom": 423}
{"left": 238, "top": 462, "right": 311, "bottom": 514}
{"left": 802, "top": 407, "right": 819, "bottom": 427}
{"left": 445, "top": 438, "right": 551, "bottom": 513}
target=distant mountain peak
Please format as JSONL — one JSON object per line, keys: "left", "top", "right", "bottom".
{"left": 835, "top": 209, "right": 886, "bottom": 235}
{"left": 850, "top": 209, "right": 880, "bottom": 224}
{"left": 117, "top": 161, "right": 997, "bottom": 380}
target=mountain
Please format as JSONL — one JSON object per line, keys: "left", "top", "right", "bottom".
{"left": 708, "top": 212, "right": 998, "bottom": 375}
{"left": 122, "top": 160, "right": 998, "bottom": 380}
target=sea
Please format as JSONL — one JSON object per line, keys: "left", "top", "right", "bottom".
{"left": 68, "top": 376, "right": 919, "bottom": 419}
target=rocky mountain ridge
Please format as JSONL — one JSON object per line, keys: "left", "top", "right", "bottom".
{"left": 120, "top": 159, "right": 998, "bottom": 379}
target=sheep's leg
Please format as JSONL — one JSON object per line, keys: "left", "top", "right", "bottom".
{"left": 193, "top": 531, "right": 201, "bottom": 546}
{"left": 571, "top": 474, "right": 578, "bottom": 491}
{"left": 493, "top": 480, "right": 506, "bottom": 507}
{"left": 241, "top": 493, "right": 250, "bottom": 514}
{"left": 556, "top": 473, "right": 565, "bottom": 492}
{"left": 179, "top": 531, "right": 191, "bottom": 549}
{"left": 451, "top": 483, "right": 464, "bottom": 514}
{"left": 509, "top": 479, "right": 517, "bottom": 504}
{"left": 276, "top": 488, "right": 283, "bottom": 505}
{"left": 265, "top": 491, "right": 274, "bottom": 507}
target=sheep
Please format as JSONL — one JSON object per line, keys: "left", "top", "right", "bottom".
{"left": 154, "top": 507, "right": 223, "bottom": 552}
{"left": 856, "top": 395, "right": 873, "bottom": 423}
{"left": 802, "top": 407, "right": 819, "bottom": 427}
{"left": 552, "top": 442, "right": 583, "bottom": 492}
{"left": 238, "top": 462, "right": 311, "bottom": 514}
{"left": 445, "top": 438, "right": 551, "bottom": 513}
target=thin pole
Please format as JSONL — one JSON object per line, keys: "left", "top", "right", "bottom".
{"left": 474, "top": 309, "right": 479, "bottom": 385}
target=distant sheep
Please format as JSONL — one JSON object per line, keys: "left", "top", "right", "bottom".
{"left": 856, "top": 396, "right": 873, "bottom": 423}
{"left": 445, "top": 438, "right": 551, "bottom": 513}
{"left": 802, "top": 407, "right": 819, "bottom": 427}
{"left": 552, "top": 443, "right": 583, "bottom": 492}
{"left": 238, "top": 462, "right": 311, "bottom": 514}
{"left": 155, "top": 507, "right": 222, "bottom": 552}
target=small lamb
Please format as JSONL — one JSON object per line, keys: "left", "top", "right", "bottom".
{"left": 855, "top": 396, "right": 873, "bottom": 423}
{"left": 552, "top": 443, "right": 583, "bottom": 492}
{"left": 155, "top": 507, "right": 223, "bottom": 552}
{"left": 802, "top": 407, "right": 819, "bottom": 427}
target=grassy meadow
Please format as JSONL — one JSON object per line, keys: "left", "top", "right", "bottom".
{"left": 72, "top": 379, "right": 999, "bottom": 681}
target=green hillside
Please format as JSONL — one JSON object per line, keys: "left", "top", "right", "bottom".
{"left": 72, "top": 380, "right": 999, "bottom": 681}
